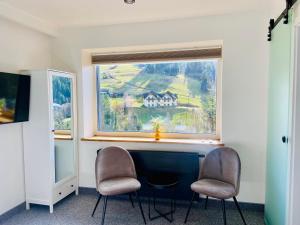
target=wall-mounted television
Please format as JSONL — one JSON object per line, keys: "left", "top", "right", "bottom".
{"left": 0, "top": 72, "right": 30, "bottom": 125}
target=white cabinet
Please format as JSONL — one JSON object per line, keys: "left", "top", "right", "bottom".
{"left": 23, "top": 69, "right": 78, "bottom": 213}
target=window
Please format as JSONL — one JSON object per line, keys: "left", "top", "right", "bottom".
{"left": 94, "top": 48, "right": 221, "bottom": 139}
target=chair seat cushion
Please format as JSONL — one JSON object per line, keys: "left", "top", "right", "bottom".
{"left": 98, "top": 177, "right": 141, "bottom": 196}
{"left": 191, "top": 179, "right": 236, "bottom": 199}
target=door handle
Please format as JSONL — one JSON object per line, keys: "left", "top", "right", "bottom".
{"left": 282, "top": 136, "right": 288, "bottom": 144}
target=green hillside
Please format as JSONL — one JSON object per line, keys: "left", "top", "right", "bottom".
{"left": 99, "top": 62, "right": 216, "bottom": 107}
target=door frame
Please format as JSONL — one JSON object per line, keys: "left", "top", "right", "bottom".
{"left": 287, "top": 11, "right": 300, "bottom": 225}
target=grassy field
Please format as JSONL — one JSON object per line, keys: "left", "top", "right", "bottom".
{"left": 99, "top": 106, "right": 212, "bottom": 133}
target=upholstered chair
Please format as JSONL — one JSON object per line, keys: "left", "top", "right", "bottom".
{"left": 184, "top": 147, "right": 247, "bottom": 225}
{"left": 91, "top": 146, "right": 146, "bottom": 225}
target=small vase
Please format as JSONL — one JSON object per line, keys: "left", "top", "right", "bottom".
{"left": 155, "top": 127, "right": 160, "bottom": 140}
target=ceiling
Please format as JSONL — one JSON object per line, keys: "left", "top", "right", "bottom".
{"left": 0, "top": 0, "right": 267, "bottom": 28}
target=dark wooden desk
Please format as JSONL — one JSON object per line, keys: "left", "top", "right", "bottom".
{"left": 129, "top": 150, "right": 203, "bottom": 200}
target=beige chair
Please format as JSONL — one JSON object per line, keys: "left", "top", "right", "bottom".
{"left": 91, "top": 146, "right": 146, "bottom": 225}
{"left": 184, "top": 147, "right": 247, "bottom": 225}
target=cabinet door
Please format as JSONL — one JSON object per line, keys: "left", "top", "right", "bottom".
{"left": 49, "top": 71, "right": 76, "bottom": 183}
{"left": 265, "top": 14, "right": 292, "bottom": 225}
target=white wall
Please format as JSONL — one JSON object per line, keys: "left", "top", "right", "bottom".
{"left": 0, "top": 18, "right": 52, "bottom": 215}
{"left": 270, "top": 0, "right": 286, "bottom": 19}
{"left": 51, "top": 11, "right": 269, "bottom": 204}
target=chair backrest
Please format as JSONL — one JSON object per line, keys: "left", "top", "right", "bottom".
{"left": 200, "top": 147, "right": 241, "bottom": 193}
{"left": 95, "top": 146, "right": 137, "bottom": 187}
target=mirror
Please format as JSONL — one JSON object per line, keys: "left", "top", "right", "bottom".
{"left": 51, "top": 73, "right": 75, "bottom": 183}
{"left": 55, "top": 141, "right": 75, "bottom": 183}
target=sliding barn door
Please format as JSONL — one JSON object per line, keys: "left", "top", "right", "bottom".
{"left": 265, "top": 14, "right": 292, "bottom": 225}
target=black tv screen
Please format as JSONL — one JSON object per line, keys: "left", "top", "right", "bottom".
{"left": 0, "top": 72, "right": 30, "bottom": 124}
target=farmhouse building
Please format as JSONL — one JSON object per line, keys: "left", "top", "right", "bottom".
{"left": 143, "top": 91, "right": 178, "bottom": 108}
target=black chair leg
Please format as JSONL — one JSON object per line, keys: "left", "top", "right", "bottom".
{"left": 101, "top": 196, "right": 108, "bottom": 225}
{"left": 233, "top": 197, "right": 247, "bottom": 225}
{"left": 129, "top": 193, "right": 135, "bottom": 208}
{"left": 221, "top": 199, "right": 227, "bottom": 225}
{"left": 136, "top": 191, "right": 147, "bottom": 224}
{"left": 204, "top": 196, "right": 208, "bottom": 210}
{"left": 184, "top": 192, "right": 196, "bottom": 224}
{"left": 91, "top": 195, "right": 102, "bottom": 217}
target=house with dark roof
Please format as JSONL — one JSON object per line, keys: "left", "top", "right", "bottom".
{"left": 143, "top": 91, "right": 178, "bottom": 108}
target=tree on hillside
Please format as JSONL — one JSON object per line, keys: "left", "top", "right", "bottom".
{"left": 185, "top": 61, "right": 217, "bottom": 94}
{"left": 142, "top": 63, "right": 179, "bottom": 76}
{"left": 185, "top": 61, "right": 216, "bottom": 81}
{"left": 202, "top": 95, "right": 216, "bottom": 133}
{"left": 52, "top": 76, "right": 71, "bottom": 105}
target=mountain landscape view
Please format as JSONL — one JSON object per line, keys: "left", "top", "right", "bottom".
{"left": 96, "top": 59, "right": 218, "bottom": 134}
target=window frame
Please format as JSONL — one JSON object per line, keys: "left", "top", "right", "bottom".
{"left": 94, "top": 58, "right": 222, "bottom": 140}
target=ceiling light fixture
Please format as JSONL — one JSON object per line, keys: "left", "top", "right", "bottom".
{"left": 124, "top": 0, "right": 135, "bottom": 4}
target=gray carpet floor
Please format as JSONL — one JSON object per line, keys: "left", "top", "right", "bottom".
{"left": 0, "top": 193, "right": 265, "bottom": 225}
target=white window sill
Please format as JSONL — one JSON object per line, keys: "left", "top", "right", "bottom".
{"left": 81, "top": 136, "right": 224, "bottom": 146}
